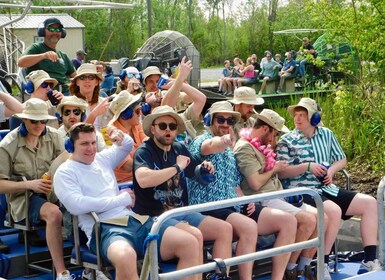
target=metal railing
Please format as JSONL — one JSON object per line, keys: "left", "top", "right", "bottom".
{"left": 140, "top": 187, "right": 326, "bottom": 280}
{"left": 377, "top": 177, "right": 385, "bottom": 265}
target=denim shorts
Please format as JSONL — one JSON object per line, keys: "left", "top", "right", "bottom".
{"left": 157, "top": 212, "right": 205, "bottom": 239}
{"left": 25, "top": 193, "right": 48, "bottom": 226}
{"left": 90, "top": 216, "right": 154, "bottom": 263}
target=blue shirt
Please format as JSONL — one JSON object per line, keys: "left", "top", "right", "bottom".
{"left": 283, "top": 59, "right": 296, "bottom": 72}
{"left": 276, "top": 127, "right": 345, "bottom": 196}
{"left": 187, "top": 132, "right": 242, "bottom": 205}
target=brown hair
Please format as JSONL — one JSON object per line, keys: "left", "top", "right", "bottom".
{"left": 69, "top": 78, "right": 100, "bottom": 105}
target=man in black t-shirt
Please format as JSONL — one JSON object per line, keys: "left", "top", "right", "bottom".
{"left": 133, "top": 105, "right": 233, "bottom": 278}
{"left": 299, "top": 37, "right": 317, "bottom": 79}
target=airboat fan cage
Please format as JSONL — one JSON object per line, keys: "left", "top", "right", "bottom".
{"left": 133, "top": 30, "right": 200, "bottom": 88}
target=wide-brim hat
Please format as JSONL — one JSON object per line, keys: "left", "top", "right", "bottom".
{"left": 108, "top": 90, "right": 142, "bottom": 125}
{"left": 72, "top": 63, "right": 104, "bottom": 81}
{"left": 57, "top": 96, "right": 88, "bottom": 115}
{"left": 142, "top": 105, "right": 186, "bottom": 137}
{"left": 256, "top": 109, "right": 289, "bottom": 133}
{"left": 25, "top": 70, "right": 58, "bottom": 90}
{"left": 14, "top": 98, "right": 57, "bottom": 120}
{"left": 288, "top": 97, "right": 323, "bottom": 126}
{"left": 208, "top": 101, "right": 241, "bottom": 125}
{"left": 228, "top": 87, "right": 264, "bottom": 105}
{"left": 142, "top": 66, "right": 162, "bottom": 85}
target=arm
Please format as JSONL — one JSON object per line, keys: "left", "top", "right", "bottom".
{"left": 0, "top": 91, "right": 23, "bottom": 117}
{"left": 85, "top": 97, "right": 109, "bottom": 125}
{"left": 201, "top": 127, "right": 235, "bottom": 155}
{"left": 18, "top": 51, "right": 59, "bottom": 67}
{"left": 0, "top": 178, "right": 52, "bottom": 195}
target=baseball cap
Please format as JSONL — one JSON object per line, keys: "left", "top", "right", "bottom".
{"left": 44, "top": 17, "right": 63, "bottom": 28}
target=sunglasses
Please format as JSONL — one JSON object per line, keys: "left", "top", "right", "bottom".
{"left": 30, "top": 119, "right": 48, "bottom": 124}
{"left": 127, "top": 73, "right": 141, "bottom": 79}
{"left": 41, "top": 82, "right": 54, "bottom": 89}
{"left": 153, "top": 122, "right": 178, "bottom": 131}
{"left": 63, "top": 109, "right": 82, "bottom": 116}
{"left": 215, "top": 116, "right": 235, "bottom": 125}
{"left": 46, "top": 26, "right": 63, "bottom": 33}
{"left": 78, "top": 75, "right": 96, "bottom": 81}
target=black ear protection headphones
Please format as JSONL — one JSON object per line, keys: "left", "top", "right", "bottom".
{"left": 19, "top": 122, "right": 47, "bottom": 137}
{"left": 37, "top": 22, "right": 67, "bottom": 38}
{"left": 310, "top": 101, "right": 322, "bottom": 126}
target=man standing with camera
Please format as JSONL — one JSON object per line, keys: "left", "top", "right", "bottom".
{"left": 18, "top": 17, "right": 76, "bottom": 95}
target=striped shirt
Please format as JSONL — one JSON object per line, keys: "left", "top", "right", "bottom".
{"left": 276, "top": 127, "right": 345, "bottom": 196}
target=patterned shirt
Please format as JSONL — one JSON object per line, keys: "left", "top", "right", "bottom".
{"left": 187, "top": 131, "right": 242, "bottom": 205}
{"left": 276, "top": 127, "right": 345, "bottom": 196}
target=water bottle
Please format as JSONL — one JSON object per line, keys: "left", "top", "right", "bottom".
{"left": 47, "top": 90, "right": 59, "bottom": 106}
{"left": 318, "top": 161, "right": 330, "bottom": 185}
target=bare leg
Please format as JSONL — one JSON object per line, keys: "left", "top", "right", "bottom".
{"left": 107, "top": 240, "right": 139, "bottom": 280}
{"left": 226, "top": 213, "right": 258, "bottom": 280}
{"left": 40, "top": 202, "right": 67, "bottom": 275}
{"left": 257, "top": 208, "right": 297, "bottom": 280}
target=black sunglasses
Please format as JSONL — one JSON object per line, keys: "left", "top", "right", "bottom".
{"left": 153, "top": 122, "right": 178, "bottom": 131}
{"left": 63, "top": 109, "right": 82, "bottom": 116}
{"left": 79, "top": 75, "right": 96, "bottom": 81}
{"left": 47, "top": 26, "right": 63, "bottom": 33}
{"left": 215, "top": 116, "right": 235, "bottom": 125}
{"left": 30, "top": 120, "right": 48, "bottom": 124}
{"left": 41, "top": 82, "right": 54, "bottom": 89}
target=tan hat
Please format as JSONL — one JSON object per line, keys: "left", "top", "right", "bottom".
{"left": 72, "top": 63, "right": 104, "bottom": 81}
{"left": 256, "top": 109, "right": 289, "bottom": 133}
{"left": 142, "top": 105, "right": 186, "bottom": 137}
{"left": 57, "top": 96, "right": 88, "bottom": 116}
{"left": 207, "top": 101, "right": 241, "bottom": 126}
{"left": 142, "top": 66, "right": 162, "bottom": 85}
{"left": 108, "top": 90, "right": 143, "bottom": 124}
{"left": 14, "top": 98, "right": 57, "bottom": 120}
{"left": 25, "top": 70, "right": 58, "bottom": 91}
{"left": 288, "top": 97, "right": 323, "bottom": 126}
{"left": 229, "top": 87, "right": 264, "bottom": 105}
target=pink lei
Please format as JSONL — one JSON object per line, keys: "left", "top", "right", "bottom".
{"left": 239, "top": 128, "right": 276, "bottom": 172}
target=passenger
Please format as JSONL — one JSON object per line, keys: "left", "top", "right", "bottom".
{"left": 234, "top": 57, "right": 256, "bottom": 88}
{"left": 225, "top": 57, "right": 243, "bottom": 96}
{"left": 142, "top": 66, "right": 163, "bottom": 110}
{"left": 100, "top": 64, "right": 115, "bottom": 96}
{"left": 57, "top": 95, "right": 106, "bottom": 152}
{"left": 187, "top": 101, "right": 296, "bottom": 280}
{"left": 69, "top": 63, "right": 111, "bottom": 131}
{"left": 276, "top": 52, "right": 296, "bottom": 93}
{"left": 228, "top": 87, "right": 264, "bottom": 141}
{"left": 0, "top": 70, "right": 63, "bottom": 128}
{"left": 0, "top": 98, "right": 72, "bottom": 280}
{"left": 217, "top": 59, "right": 233, "bottom": 95}
{"left": 116, "top": 67, "right": 142, "bottom": 95}
{"left": 251, "top": 53, "right": 261, "bottom": 73}
{"left": 258, "top": 52, "right": 282, "bottom": 95}
{"left": 109, "top": 91, "right": 147, "bottom": 183}
{"left": 277, "top": 98, "right": 381, "bottom": 276}
{"left": 72, "top": 49, "right": 87, "bottom": 70}
{"left": 299, "top": 37, "right": 317, "bottom": 80}
{"left": 133, "top": 106, "right": 233, "bottom": 279}
{"left": 234, "top": 109, "right": 320, "bottom": 280}
{"left": 18, "top": 17, "right": 76, "bottom": 95}
{"left": 161, "top": 56, "right": 206, "bottom": 144}
{"left": 274, "top": 53, "right": 283, "bottom": 66}
{"left": 260, "top": 50, "right": 271, "bottom": 66}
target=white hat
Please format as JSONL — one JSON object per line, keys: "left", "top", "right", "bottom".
{"left": 256, "top": 109, "right": 289, "bottom": 133}
{"left": 57, "top": 96, "right": 88, "bottom": 115}
{"left": 228, "top": 87, "right": 264, "bottom": 105}
{"left": 73, "top": 63, "right": 104, "bottom": 81}
{"left": 108, "top": 90, "right": 142, "bottom": 124}
{"left": 25, "top": 70, "right": 58, "bottom": 90}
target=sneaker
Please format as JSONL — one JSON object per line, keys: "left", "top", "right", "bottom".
{"left": 57, "top": 270, "right": 76, "bottom": 280}
{"left": 297, "top": 265, "right": 316, "bottom": 280}
{"left": 283, "top": 267, "right": 297, "bottom": 280}
{"left": 357, "top": 259, "right": 382, "bottom": 274}
{"left": 82, "top": 269, "right": 110, "bottom": 280}
{"left": 276, "top": 89, "right": 282, "bottom": 94}
{"left": 323, "top": 264, "right": 332, "bottom": 280}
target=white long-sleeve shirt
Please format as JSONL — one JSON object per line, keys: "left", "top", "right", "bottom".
{"left": 54, "top": 134, "right": 134, "bottom": 244}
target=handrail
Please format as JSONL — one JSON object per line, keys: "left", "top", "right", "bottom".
{"left": 140, "top": 187, "right": 325, "bottom": 280}
{"left": 377, "top": 177, "right": 385, "bottom": 265}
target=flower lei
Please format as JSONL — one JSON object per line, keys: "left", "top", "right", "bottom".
{"left": 239, "top": 128, "right": 276, "bottom": 172}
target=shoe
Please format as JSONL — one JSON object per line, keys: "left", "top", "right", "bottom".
{"left": 297, "top": 265, "right": 316, "bottom": 280}
{"left": 276, "top": 89, "right": 282, "bottom": 94}
{"left": 18, "top": 231, "right": 47, "bottom": 247}
{"left": 283, "top": 267, "right": 297, "bottom": 280}
{"left": 357, "top": 259, "right": 382, "bottom": 274}
{"left": 57, "top": 270, "right": 76, "bottom": 280}
{"left": 323, "top": 263, "right": 332, "bottom": 280}
{"left": 217, "top": 90, "right": 223, "bottom": 94}
{"left": 82, "top": 269, "right": 110, "bottom": 280}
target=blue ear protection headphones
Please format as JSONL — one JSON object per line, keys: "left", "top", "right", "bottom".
{"left": 19, "top": 122, "right": 47, "bottom": 137}
{"left": 24, "top": 80, "right": 34, "bottom": 95}
{"left": 141, "top": 102, "right": 151, "bottom": 116}
{"left": 203, "top": 110, "right": 211, "bottom": 126}
{"left": 37, "top": 24, "right": 67, "bottom": 38}
{"left": 120, "top": 107, "right": 134, "bottom": 120}
{"left": 119, "top": 69, "right": 127, "bottom": 81}
{"left": 310, "top": 102, "right": 322, "bottom": 126}
{"left": 64, "top": 137, "right": 74, "bottom": 153}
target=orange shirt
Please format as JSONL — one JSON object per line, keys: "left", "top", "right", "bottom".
{"left": 112, "top": 120, "right": 146, "bottom": 182}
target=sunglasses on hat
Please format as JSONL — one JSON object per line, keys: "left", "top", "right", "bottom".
{"left": 127, "top": 73, "right": 141, "bottom": 79}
